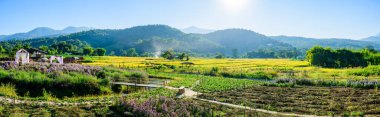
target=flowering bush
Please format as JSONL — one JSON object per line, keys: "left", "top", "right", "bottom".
{"left": 119, "top": 96, "right": 211, "bottom": 117}
{"left": 0, "top": 62, "right": 101, "bottom": 75}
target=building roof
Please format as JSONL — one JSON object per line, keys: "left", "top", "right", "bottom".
{"left": 26, "top": 48, "right": 48, "bottom": 54}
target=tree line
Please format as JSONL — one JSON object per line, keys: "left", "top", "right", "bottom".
{"left": 0, "top": 40, "right": 106, "bottom": 57}
{"left": 306, "top": 46, "right": 380, "bottom": 68}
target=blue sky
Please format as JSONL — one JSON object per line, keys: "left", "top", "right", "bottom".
{"left": 0, "top": 0, "right": 379, "bottom": 39}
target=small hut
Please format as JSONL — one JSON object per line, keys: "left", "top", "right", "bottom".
{"left": 15, "top": 49, "right": 30, "bottom": 64}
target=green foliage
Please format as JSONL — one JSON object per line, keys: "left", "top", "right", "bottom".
{"left": 0, "top": 70, "right": 110, "bottom": 98}
{"left": 162, "top": 49, "right": 175, "bottom": 60}
{"left": 232, "top": 49, "right": 239, "bottom": 58}
{"left": 0, "top": 83, "right": 18, "bottom": 97}
{"left": 220, "top": 71, "right": 278, "bottom": 80}
{"left": 51, "top": 41, "right": 75, "bottom": 54}
{"left": 94, "top": 48, "right": 106, "bottom": 56}
{"left": 246, "top": 47, "right": 300, "bottom": 58}
{"left": 83, "top": 46, "right": 94, "bottom": 55}
{"left": 208, "top": 67, "right": 220, "bottom": 76}
{"left": 215, "top": 53, "right": 225, "bottom": 59}
{"left": 306, "top": 46, "right": 372, "bottom": 68}
{"left": 122, "top": 48, "right": 139, "bottom": 57}
{"left": 124, "top": 88, "right": 176, "bottom": 100}
{"left": 194, "top": 77, "right": 263, "bottom": 93}
{"left": 349, "top": 65, "right": 380, "bottom": 76}
{"left": 178, "top": 52, "right": 190, "bottom": 61}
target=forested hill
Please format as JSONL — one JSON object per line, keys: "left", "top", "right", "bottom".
{"left": 205, "top": 29, "right": 293, "bottom": 55}
{"left": 1, "top": 25, "right": 293, "bottom": 57}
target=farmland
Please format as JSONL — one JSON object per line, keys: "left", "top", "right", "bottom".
{"left": 84, "top": 56, "right": 376, "bottom": 81}
{"left": 1, "top": 56, "right": 380, "bottom": 116}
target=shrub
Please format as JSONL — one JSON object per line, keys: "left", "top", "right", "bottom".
{"left": 129, "top": 71, "right": 148, "bottom": 83}
{"left": 0, "top": 83, "right": 17, "bottom": 97}
{"left": 96, "top": 70, "right": 107, "bottom": 79}
{"left": 119, "top": 97, "right": 212, "bottom": 116}
{"left": 349, "top": 65, "right": 380, "bottom": 76}
{"left": 221, "top": 71, "right": 278, "bottom": 80}
{"left": 207, "top": 67, "right": 219, "bottom": 76}
{"left": 0, "top": 69, "right": 111, "bottom": 98}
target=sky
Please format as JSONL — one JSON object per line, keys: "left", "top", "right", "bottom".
{"left": 0, "top": 0, "right": 379, "bottom": 39}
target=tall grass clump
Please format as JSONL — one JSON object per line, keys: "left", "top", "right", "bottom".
{"left": 349, "top": 65, "right": 380, "bottom": 76}
{"left": 0, "top": 83, "right": 17, "bottom": 97}
{"left": 220, "top": 71, "right": 278, "bottom": 80}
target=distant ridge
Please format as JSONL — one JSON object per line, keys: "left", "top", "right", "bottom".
{"left": 0, "top": 26, "right": 91, "bottom": 41}
{"left": 362, "top": 34, "right": 380, "bottom": 43}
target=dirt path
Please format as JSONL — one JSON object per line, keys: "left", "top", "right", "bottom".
{"left": 170, "top": 80, "right": 327, "bottom": 117}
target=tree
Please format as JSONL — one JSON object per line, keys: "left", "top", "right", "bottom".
{"left": 215, "top": 53, "right": 225, "bottom": 59}
{"left": 39, "top": 46, "right": 49, "bottom": 52}
{"left": 50, "top": 41, "right": 78, "bottom": 54}
{"left": 109, "top": 51, "right": 115, "bottom": 56}
{"left": 232, "top": 49, "right": 239, "bottom": 58}
{"left": 126, "top": 48, "right": 138, "bottom": 57}
{"left": 178, "top": 53, "right": 188, "bottom": 61}
{"left": 162, "top": 49, "right": 175, "bottom": 60}
{"left": 0, "top": 45, "right": 5, "bottom": 53}
{"left": 94, "top": 48, "right": 106, "bottom": 56}
{"left": 83, "top": 47, "right": 94, "bottom": 55}
{"left": 307, "top": 46, "right": 368, "bottom": 68}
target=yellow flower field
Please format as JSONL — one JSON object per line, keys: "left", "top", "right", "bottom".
{"left": 84, "top": 56, "right": 374, "bottom": 80}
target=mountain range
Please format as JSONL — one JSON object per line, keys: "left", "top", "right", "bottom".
{"left": 1, "top": 25, "right": 379, "bottom": 57}
{"left": 362, "top": 34, "right": 380, "bottom": 43}
{"left": 0, "top": 26, "right": 91, "bottom": 41}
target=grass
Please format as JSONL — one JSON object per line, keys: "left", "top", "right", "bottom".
{"left": 193, "top": 77, "right": 264, "bottom": 93}
{"left": 149, "top": 72, "right": 200, "bottom": 88}
{"left": 124, "top": 88, "right": 176, "bottom": 101}
{"left": 0, "top": 69, "right": 109, "bottom": 98}
{"left": 0, "top": 83, "right": 17, "bottom": 97}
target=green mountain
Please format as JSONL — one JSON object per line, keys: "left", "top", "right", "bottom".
{"left": 5, "top": 25, "right": 374, "bottom": 58}
{"left": 205, "top": 29, "right": 293, "bottom": 55}
{"left": 3, "top": 25, "right": 294, "bottom": 56}
{"left": 14, "top": 25, "right": 223, "bottom": 55}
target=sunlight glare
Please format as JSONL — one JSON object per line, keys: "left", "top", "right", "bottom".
{"left": 219, "top": 0, "right": 251, "bottom": 13}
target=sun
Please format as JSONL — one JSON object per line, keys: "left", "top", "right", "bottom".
{"left": 218, "top": 0, "right": 250, "bottom": 13}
